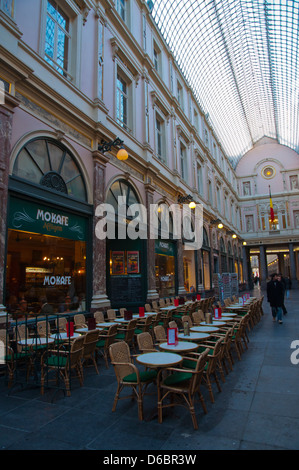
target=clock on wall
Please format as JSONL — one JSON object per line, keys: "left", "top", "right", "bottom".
{"left": 261, "top": 166, "right": 276, "bottom": 179}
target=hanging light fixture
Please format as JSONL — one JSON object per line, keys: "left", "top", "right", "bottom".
{"left": 116, "top": 146, "right": 128, "bottom": 160}
{"left": 98, "top": 137, "right": 128, "bottom": 160}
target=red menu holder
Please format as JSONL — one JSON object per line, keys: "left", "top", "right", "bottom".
{"left": 197, "top": 294, "right": 201, "bottom": 300}
{"left": 88, "top": 318, "right": 96, "bottom": 330}
{"left": 139, "top": 307, "right": 145, "bottom": 317}
{"left": 124, "top": 310, "right": 133, "bottom": 321}
{"left": 174, "top": 299, "right": 179, "bottom": 307}
{"left": 214, "top": 307, "right": 222, "bottom": 319}
{"left": 66, "top": 321, "right": 74, "bottom": 337}
{"left": 167, "top": 327, "right": 178, "bottom": 345}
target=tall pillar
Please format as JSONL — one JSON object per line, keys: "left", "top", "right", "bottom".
{"left": 289, "top": 243, "right": 298, "bottom": 288}
{"left": 177, "top": 239, "right": 187, "bottom": 295}
{"left": 0, "top": 95, "right": 20, "bottom": 313}
{"left": 242, "top": 245, "right": 249, "bottom": 288}
{"left": 259, "top": 245, "right": 267, "bottom": 290}
{"left": 90, "top": 150, "right": 111, "bottom": 310}
{"left": 145, "top": 183, "right": 159, "bottom": 301}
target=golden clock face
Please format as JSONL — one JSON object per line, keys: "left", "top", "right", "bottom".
{"left": 262, "top": 166, "right": 276, "bottom": 179}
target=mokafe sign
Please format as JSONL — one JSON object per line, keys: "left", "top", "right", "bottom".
{"left": 9, "top": 197, "right": 86, "bottom": 241}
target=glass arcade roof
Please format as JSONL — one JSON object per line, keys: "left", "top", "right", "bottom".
{"left": 150, "top": 0, "right": 299, "bottom": 166}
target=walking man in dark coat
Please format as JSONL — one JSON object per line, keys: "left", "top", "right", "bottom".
{"left": 267, "top": 273, "right": 285, "bottom": 324}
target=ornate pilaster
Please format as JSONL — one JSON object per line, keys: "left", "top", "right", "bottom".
{"left": 0, "top": 94, "right": 20, "bottom": 313}
{"left": 90, "top": 150, "right": 111, "bottom": 310}
{"left": 145, "top": 183, "right": 159, "bottom": 301}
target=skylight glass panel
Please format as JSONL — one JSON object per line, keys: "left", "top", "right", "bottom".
{"left": 150, "top": 0, "right": 299, "bottom": 164}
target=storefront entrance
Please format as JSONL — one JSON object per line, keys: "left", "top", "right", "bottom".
{"left": 5, "top": 197, "right": 88, "bottom": 315}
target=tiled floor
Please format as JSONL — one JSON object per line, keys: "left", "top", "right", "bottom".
{"left": 0, "top": 286, "right": 299, "bottom": 451}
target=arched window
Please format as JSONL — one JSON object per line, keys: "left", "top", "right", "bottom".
{"left": 13, "top": 137, "right": 87, "bottom": 202}
{"left": 220, "top": 237, "right": 226, "bottom": 253}
{"left": 202, "top": 227, "right": 209, "bottom": 247}
{"left": 106, "top": 179, "right": 140, "bottom": 216}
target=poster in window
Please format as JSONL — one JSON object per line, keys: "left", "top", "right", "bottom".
{"left": 111, "top": 251, "right": 125, "bottom": 275}
{"left": 127, "top": 251, "right": 139, "bottom": 274}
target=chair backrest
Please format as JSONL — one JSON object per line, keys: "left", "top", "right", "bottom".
{"left": 109, "top": 341, "right": 133, "bottom": 380}
{"left": 125, "top": 319, "right": 138, "bottom": 343}
{"left": 192, "top": 310, "right": 205, "bottom": 324}
{"left": 55, "top": 316, "right": 67, "bottom": 331}
{"left": 119, "top": 308, "right": 126, "bottom": 317}
{"left": 14, "top": 324, "right": 30, "bottom": 341}
{"left": 94, "top": 311, "right": 104, "bottom": 323}
{"left": 104, "top": 324, "right": 118, "bottom": 347}
{"left": 182, "top": 315, "right": 193, "bottom": 327}
{"left": 141, "top": 315, "right": 153, "bottom": 332}
{"left": 69, "top": 335, "right": 85, "bottom": 367}
{"left": 154, "top": 325, "right": 166, "bottom": 343}
{"left": 206, "top": 337, "right": 223, "bottom": 374}
{"left": 145, "top": 304, "right": 152, "bottom": 312}
{"left": 137, "top": 332, "right": 155, "bottom": 353}
{"left": 168, "top": 320, "right": 178, "bottom": 329}
{"left": 107, "top": 309, "right": 116, "bottom": 320}
{"left": 159, "top": 299, "right": 166, "bottom": 307}
{"left": 83, "top": 329, "right": 100, "bottom": 358}
{"left": 190, "top": 348, "right": 209, "bottom": 394}
{"left": 74, "top": 314, "right": 86, "bottom": 326}
{"left": 37, "top": 320, "right": 51, "bottom": 337}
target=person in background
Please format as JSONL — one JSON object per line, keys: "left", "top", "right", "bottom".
{"left": 15, "top": 298, "right": 29, "bottom": 319}
{"left": 284, "top": 276, "right": 292, "bottom": 299}
{"left": 267, "top": 273, "right": 285, "bottom": 324}
{"left": 39, "top": 296, "right": 54, "bottom": 315}
{"left": 277, "top": 273, "right": 287, "bottom": 315}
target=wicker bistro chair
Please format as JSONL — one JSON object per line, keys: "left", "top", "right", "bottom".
{"left": 136, "top": 332, "right": 157, "bottom": 354}
{"left": 109, "top": 341, "right": 157, "bottom": 421}
{"left": 115, "top": 319, "right": 138, "bottom": 350}
{"left": 96, "top": 324, "right": 118, "bottom": 368}
{"left": 153, "top": 325, "right": 167, "bottom": 344}
{"left": 157, "top": 348, "right": 210, "bottom": 430}
{"left": 82, "top": 329, "right": 100, "bottom": 374}
{"left": 107, "top": 309, "right": 117, "bottom": 321}
{"left": 40, "top": 335, "right": 85, "bottom": 396}
{"left": 192, "top": 310, "right": 205, "bottom": 325}
{"left": 0, "top": 330, "right": 17, "bottom": 386}
{"left": 134, "top": 315, "right": 153, "bottom": 336}
{"left": 55, "top": 316, "right": 67, "bottom": 333}
{"left": 74, "top": 314, "right": 87, "bottom": 329}
{"left": 94, "top": 311, "right": 105, "bottom": 323}
{"left": 202, "top": 338, "right": 223, "bottom": 403}
{"left": 37, "top": 320, "right": 52, "bottom": 338}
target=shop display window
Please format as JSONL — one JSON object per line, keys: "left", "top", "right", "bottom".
{"left": 5, "top": 229, "right": 86, "bottom": 316}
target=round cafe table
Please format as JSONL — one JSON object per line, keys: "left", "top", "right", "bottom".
{"left": 200, "top": 321, "right": 227, "bottom": 327}
{"left": 96, "top": 322, "right": 118, "bottom": 328}
{"left": 18, "top": 337, "right": 54, "bottom": 346}
{"left": 221, "top": 312, "right": 238, "bottom": 317}
{"left": 190, "top": 325, "right": 220, "bottom": 333}
{"left": 136, "top": 351, "right": 183, "bottom": 368}
{"left": 159, "top": 341, "right": 199, "bottom": 353}
{"left": 50, "top": 332, "right": 81, "bottom": 341}
{"left": 177, "top": 332, "right": 211, "bottom": 341}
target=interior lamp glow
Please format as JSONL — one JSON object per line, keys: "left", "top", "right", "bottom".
{"left": 218, "top": 223, "right": 223, "bottom": 229}
{"left": 188, "top": 201, "right": 196, "bottom": 209}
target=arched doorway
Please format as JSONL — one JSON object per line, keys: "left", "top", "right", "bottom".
{"left": 106, "top": 179, "right": 147, "bottom": 310}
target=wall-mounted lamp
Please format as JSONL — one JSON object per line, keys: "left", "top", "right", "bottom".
{"left": 98, "top": 137, "right": 128, "bottom": 160}
{"left": 178, "top": 194, "right": 196, "bottom": 209}
{"left": 243, "top": 241, "right": 247, "bottom": 245}
{"left": 227, "top": 229, "right": 238, "bottom": 239}
{"left": 211, "top": 218, "right": 223, "bottom": 229}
